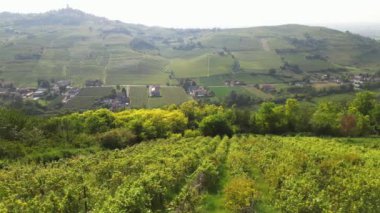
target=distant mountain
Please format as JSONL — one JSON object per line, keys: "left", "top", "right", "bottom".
{"left": 327, "top": 23, "right": 380, "bottom": 40}
{"left": 0, "top": 9, "right": 379, "bottom": 87}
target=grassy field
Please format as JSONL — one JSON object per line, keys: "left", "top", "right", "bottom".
{"left": 147, "top": 87, "right": 193, "bottom": 108}
{"left": 169, "top": 54, "right": 234, "bottom": 78}
{"left": 311, "top": 82, "right": 341, "bottom": 90}
{"left": 196, "top": 72, "right": 286, "bottom": 86}
{"left": 129, "top": 86, "right": 192, "bottom": 108}
{"left": 128, "top": 86, "right": 149, "bottom": 108}
{"left": 209, "top": 86, "right": 274, "bottom": 100}
{"left": 234, "top": 50, "right": 282, "bottom": 71}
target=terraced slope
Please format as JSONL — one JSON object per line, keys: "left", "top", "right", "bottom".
{"left": 0, "top": 9, "right": 379, "bottom": 87}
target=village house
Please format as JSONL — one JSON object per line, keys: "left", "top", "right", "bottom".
{"left": 33, "top": 88, "right": 48, "bottom": 99}
{"left": 149, "top": 85, "right": 161, "bottom": 97}
{"left": 17, "top": 88, "right": 36, "bottom": 98}
{"left": 62, "top": 88, "right": 80, "bottom": 103}
{"left": 260, "top": 84, "right": 276, "bottom": 93}
{"left": 188, "top": 86, "right": 208, "bottom": 97}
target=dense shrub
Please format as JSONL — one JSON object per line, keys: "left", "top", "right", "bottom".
{"left": 199, "top": 114, "right": 233, "bottom": 137}
{"left": 98, "top": 128, "right": 137, "bottom": 150}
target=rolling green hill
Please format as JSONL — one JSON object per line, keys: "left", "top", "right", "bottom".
{"left": 0, "top": 8, "right": 379, "bottom": 87}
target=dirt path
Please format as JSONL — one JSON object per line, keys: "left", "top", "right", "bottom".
{"left": 102, "top": 54, "right": 111, "bottom": 84}
{"left": 260, "top": 38, "right": 271, "bottom": 51}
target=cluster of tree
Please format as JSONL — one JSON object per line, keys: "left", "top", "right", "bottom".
{"left": 173, "top": 41, "right": 203, "bottom": 50}
{"left": 305, "top": 54, "right": 328, "bottom": 61}
{"left": 0, "top": 92, "right": 378, "bottom": 162}
{"left": 224, "top": 91, "right": 256, "bottom": 107}
{"left": 280, "top": 61, "right": 302, "bottom": 73}
{"left": 286, "top": 33, "right": 327, "bottom": 51}
{"left": 130, "top": 38, "right": 156, "bottom": 51}
{"left": 232, "top": 59, "right": 241, "bottom": 72}
{"left": 287, "top": 83, "right": 354, "bottom": 97}
{"left": 248, "top": 92, "right": 379, "bottom": 136}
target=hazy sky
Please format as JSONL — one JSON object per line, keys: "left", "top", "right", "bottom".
{"left": 1, "top": 0, "right": 380, "bottom": 28}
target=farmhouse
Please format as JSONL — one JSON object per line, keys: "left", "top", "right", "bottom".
{"left": 188, "top": 86, "right": 208, "bottom": 97}
{"left": 33, "top": 88, "right": 48, "bottom": 98}
{"left": 149, "top": 85, "right": 161, "bottom": 97}
{"left": 260, "top": 84, "right": 276, "bottom": 93}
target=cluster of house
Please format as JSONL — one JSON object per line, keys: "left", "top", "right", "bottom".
{"left": 350, "top": 74, "right": 380, "bottom": 89}
{"left": 102, "top": 89, "right": 129, "bottom": 111}
{"left": 0, "top": 80, "right": 17, "bottom": 98}
{"left": 187, "top": 86, "right": 209, "bottom": 97}
{"left": 296, "top": 73, "right": 380, "bottom": 90}
{"left": 0, "top": 79, "right": 82, "bottom": 102}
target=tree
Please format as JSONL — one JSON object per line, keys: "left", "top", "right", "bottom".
{"left": 199, "top": 114, "right": 233, "bottom": 137}
{"left": 350, "top": 91, "right": 376, "bottom": 115}
{"left": 310, "top": 102, "right": 341, "bottom": 135}
{"left": 370, "top": 104, "right": 380, "bottom": 133}
{"left": 339, "top": 107, "right": 372, "bottom": 136}
{"left": 0, "top": 108, "right": 29, "bottom": 140}
{"left": 252, "top": 102, "right": 287, "bottom": 134}
{"left": 121, "top": 87, "right": 127, "bottom": 97}
{"left": 268, "top": 68, "right": 277, "bottom": 75}
{"left": 232, "top": 59, "right": 240, "bottom": 72}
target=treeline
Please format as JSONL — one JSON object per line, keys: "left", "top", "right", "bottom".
{"left": 0, "top": 91, "right": 379, "bottom": 161}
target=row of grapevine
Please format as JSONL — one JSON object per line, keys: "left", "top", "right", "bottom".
{"left": 0, "top": 136, "right": 221, "bottom": 212}
{"left": 223, "top": 136, "right": 261, "bottom": 212}
{"left": 169, "top": 136, "right": 230, "bottom": 212}
{"left": 229, "top": 136, "right": 380, "bottom": 213}
{"left": 0, "top": 135, "right": 378, "bottom": 212}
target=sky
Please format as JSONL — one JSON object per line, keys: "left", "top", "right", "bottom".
{"left": 1, "top": 0, "right": 380, "bottom": 28}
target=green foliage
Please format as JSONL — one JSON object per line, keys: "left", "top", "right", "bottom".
{"left": 350, "top": 91, "right": 376, "bottom": 115}
{"left": 83, "top": 109, "right": 116, "bottom": 134}
{"left": 226, "top": 136, "right": 380, "bottom": 212}
{"left": 0, "top": 135, "right": 379, "bottom": 212}
{"left": 199, "top": 114, "right": 233, "bottom": 137}
{"left": 116, "top": 108, "right": 188, "bottom": 140}
{"left": 370, "top": 104, "right": 380, "bottom": 132}
{"left": 98, "top": 128, "right": 136, "bottom": 149}
{"left": 224, "top": 177, "right": 258, "bottom": 212}
{"left": 310, "top": 102, "right": 341, "bottom": 135}
{"left": 0, "top": 108, "right": 29, "bottom": 140}
{"left": 252, "top": 102, "right": 287, "bottom": 134}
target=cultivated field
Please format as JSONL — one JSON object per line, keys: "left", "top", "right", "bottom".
{"left": 129, "top": 86, "right": 192, "bottom": 108}
{"left": 63, "top": 87, "right": 113, "bottom": 111}
{"left": 1, "top": 135, "right": 378, "bottom": 212}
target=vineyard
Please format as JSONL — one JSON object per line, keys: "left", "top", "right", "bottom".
{"left": 0, "top": 135, "right": 379, "bottom": 212}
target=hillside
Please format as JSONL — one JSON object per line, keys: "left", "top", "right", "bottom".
{"left": 0, "top": 8, "right": 379, "bottom": 87}
{"left": 0, "top": 92, "right": 379, "bottom": 212}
